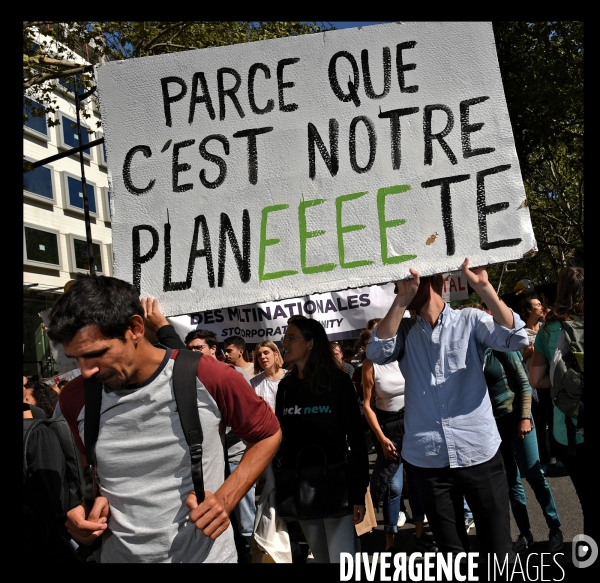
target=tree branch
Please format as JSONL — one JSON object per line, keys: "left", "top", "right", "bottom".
{"left": 138, "top": 21, "right": 189, "bottom": 56}
{"left": 24, "top": 63, "right": 94, "bottom": 90}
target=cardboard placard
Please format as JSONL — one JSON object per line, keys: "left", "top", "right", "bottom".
{"left": 97, "top": 22, "right": 536, "bottom": 316}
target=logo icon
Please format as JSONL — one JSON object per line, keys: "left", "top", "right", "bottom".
{"left": 573, "top": 534, "right": 598, "bottom": 568}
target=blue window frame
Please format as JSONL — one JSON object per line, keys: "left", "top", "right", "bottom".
{"left": 23, "top": 162, "right": 54, "bottom": 201}
{"left": 60, "top": 114, "right": 91, "bottom": 156}
{"left": 66, "top": 175, "right": 97, "bottom": 214}
{"left": 24, "top": 226, "right": 60, "bottom": 266}
{"left": 23, "top": 97, "right": 48, "bottom": 137}
{"left": 73, "top": 238, "right": 103, "bottom": 273}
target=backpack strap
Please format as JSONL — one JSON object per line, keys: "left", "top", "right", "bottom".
{"left": 80, "top": 350, "right": 206, "bottom": 511}
{"left": 172, "top": 349, "right": 205, "bottom": 504}
{"left": 83, "top": 376, "right": 103, "bottom": 516}
{"left": 23, "top": 418, "right": 44, "bottom": 482}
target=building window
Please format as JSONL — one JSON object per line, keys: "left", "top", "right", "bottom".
{"left": 23, "top": 160, "right": 55, "bottom": 203}
{"left": 23, "top": 225, "right": 61, "bottom": 268}
{"left": 70, "top": 236, "right": 103, "bottom": 274}
{"left": 63, "top": 173, "right": 98, "bottom": 215}
{"left": 107, "top": 243, "right": 113, "bottom": 275}
{"left": 58, "top": 113, "right": 91, "bottom": 158}
{"left": 23, "top": 97, "right": 49, "bottom": 140}
{"left": 98, "top": 133, "right": 108, "bottom": 167}
{"left": 104, "top": 187, "right": 112, "bottom": 220}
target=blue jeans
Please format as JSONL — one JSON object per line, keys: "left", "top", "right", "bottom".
{"left": 382, "top": 460, "right": 426, "bottom": 533}
{"left": 496, "top": 413, "right": 561, "bottom": 534}
{"left": 383, "top": 462, "right": 404, "bottom": 533}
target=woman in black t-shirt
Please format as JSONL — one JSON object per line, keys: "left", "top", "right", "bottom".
{"left": 276, "top": 318, "right": 369, "bottom": 563}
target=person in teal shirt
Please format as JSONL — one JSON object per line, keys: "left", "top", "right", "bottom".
{"left": 529, "top": 267, "right": 585, "bottom": 518}
{"left": 482, "top": 346, "right": 562, "bottom": 553}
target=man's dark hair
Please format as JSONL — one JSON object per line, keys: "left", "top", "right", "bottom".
{"left": 343, "top": 348, "right": 355, "bottom": 360}
{"left": 223, "top": 335, "right": 245, "bottom": 350}
{"left": 47, "top": 274, "right": 145, "bottom": 344}
{"left": 185, "top": 329, "right": 218, "bottom": 349}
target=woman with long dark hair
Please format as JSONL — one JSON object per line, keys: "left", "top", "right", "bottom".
{"left": 529, "top": 267, "right": 585, "bottom": 516}
{"left": 519, "top": 293, "right": 556, "bottom": 473}
{"left": 275, "top": 318, "right": 369, "bottom": 563}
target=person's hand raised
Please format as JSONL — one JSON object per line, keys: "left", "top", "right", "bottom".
{"left": 394, "top": 268, "right": 420, "bottom": 306}
{"left": 461, "top": 258, "right": 490, "bottom": 293}
{"left": 141, "top": 297, "right": 169, "bottom": 332}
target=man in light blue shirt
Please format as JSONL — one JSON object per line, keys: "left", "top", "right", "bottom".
{"left": 366, "top": 258, "right": 528, "bottom": 557}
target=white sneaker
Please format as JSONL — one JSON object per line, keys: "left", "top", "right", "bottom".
{"left": 306, "top": 550, "right": 315, "bottom": 562}
{"left": 397, "top": 511, "right": 407, "bottom": 527}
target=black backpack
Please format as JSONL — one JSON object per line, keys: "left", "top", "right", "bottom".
{"left": 23, "top": 414, "right": 86, "bottom": 507}
{"left": 549, "top": 319, "right": 584, "bottom": 454}
{"left": 23, "top": 350, "right": 206, "bottom": 561}
{"left": 23, "top": 414, "right": 86, "bottom": 561}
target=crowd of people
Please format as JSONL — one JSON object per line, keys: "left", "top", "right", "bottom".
{"left": 22, "top": 261, "right": 584, "bottom": 564}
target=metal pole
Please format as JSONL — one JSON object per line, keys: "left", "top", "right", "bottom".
{"left": 496, "top": 264, "right": 507, "bottom": 295}
{"left": 75, "top": 84, "right": 97, "bottom": 276}
{"left": 26, "top": 138, "right": 104, "bottom": 170}
{"left": 496, "top": 262, "right": 517, "bottom": 296}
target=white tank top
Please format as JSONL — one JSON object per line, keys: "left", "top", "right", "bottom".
{"left": 373, "top": 361, "right": 405, "bottom": 412}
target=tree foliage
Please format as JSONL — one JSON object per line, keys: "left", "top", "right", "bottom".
{"left": 491, "top": 21, "right": 583, "bottom": 293}
{"left": 23, "top": 21, "right": 331, "bottom": 127}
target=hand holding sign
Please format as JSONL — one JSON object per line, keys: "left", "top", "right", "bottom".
{"left": 141, "top": 297, "right": 169, "bottom": 336}
{"left": 462, "top": 257, "right": 515, "bottom": 328}
{"left": 460, "top": 257, "right": 490, "bottom": 294}
{"left": 394, "top": 268, "right": 420, "bottom": 307}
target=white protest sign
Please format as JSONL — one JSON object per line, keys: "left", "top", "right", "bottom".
{"left": 167, "top": 283, "right": 396, "bottom": 344}
{"left": 441, "top": 271, "right": 470, "bottom": 302}
{"left": 97, "top": 22, "right": 536, "bottom": 317}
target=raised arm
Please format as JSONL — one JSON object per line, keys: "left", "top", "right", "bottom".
{"left": 461, "top": 258, "right": 515, "bottom": 329}
{"left": 141, "top": 297, "right": 170, "bottom": 332}
{"left": 376, "top": 268, "right": 420, "bottom": 339}
{"left": 141, "top": 297, "right": 185, "bottom": 349}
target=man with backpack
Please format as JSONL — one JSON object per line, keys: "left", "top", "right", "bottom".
{"left": 23, "top": 376, "right": 81, "bottom": 563}
{"left": 47, "top": 274, "right": 281, "bottom": 563}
